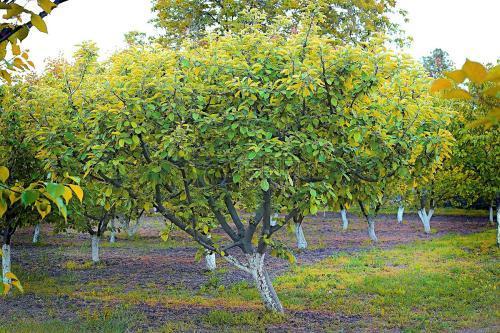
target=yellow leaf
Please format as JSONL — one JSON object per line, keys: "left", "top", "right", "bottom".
{"left": 462, "top": 59, "right": 487, "bottom": 83}
{"left": 430, "top": 78, "right": 452, "bottom": 93}
{"left": 38, "top": 0, "right": 57, "bottom": 13}
{"left": 62, "top": 186, "right": 73, "bottom": 204}
{"left": 5, "top": 272, "right": 19, "bottom": 281}
{"left": 11, "top": 43, "right": 20, "bottom": 56}
{"left": 444, "top": 70, "right": 466, "bottom": 84}
{"left": 3, "top": 283, "right": 11, "bottom": 295}
{"left": 13, "top": 57, "right": 25, "bottom": 69}
{"left": 0, "top": 199, "right": 7, "bottom": 218}
{"left": 35, "top": 199, "right": 51, "bottom": 219}
{"left": 104, "top": 201, "right": 111, "bottom": 211}
{"left": 11, "top": 280, "right": 24, "bottom": 293}
{"left": 68, "top": 184, "right": 83, "bottom": 203}
{"left": 0, "top": 166, "right": 9, "bottom": 182}
{"left": 442, "top": 88, "right": 472, "bottom": 100}
{"left": 483, "top": 85, "right": 500, "bottom": 97}
{"left": 486, "top": 65, "right": 500, "bottom": 83}
{"left": 31, "top": 14, "right": 48, "bottom": 33}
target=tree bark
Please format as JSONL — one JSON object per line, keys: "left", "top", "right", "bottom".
{"left": 340, "top": 209, "right": 348, "bottom": 230}
{"left": 417, "top": 208, "right": 433, "bottom": 234}
{"left": 397, "top": 205, "right": 404, "bottom": 224}
{"left": 489, "top": 205, "right": 494, "bottom": 225}
{"left": 91, "top": 235, "right": 100, "bottom": 263}
{"left": 109, "top": 219, "right": 116, "bottom": 243}
{"left": 2, "top": 244, "right": 11, "bottom": 284}
{"left": 295, "top": 223, "right": 307, "bottom": 249}
{"left": 247, "top": 253, "right": 284, "bottom": 313}
{"left": 32, "top": 224, "right": 41, "bottom": 243}
{"left": 497, "top": 206, "right": 500, "bottom": 247}
{"left": 367, "top": 217, "right": 378, "bottom": 242}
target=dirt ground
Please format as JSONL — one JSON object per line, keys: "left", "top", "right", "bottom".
{"left": 0, "top": 212, "right": 493, "bottom": 332}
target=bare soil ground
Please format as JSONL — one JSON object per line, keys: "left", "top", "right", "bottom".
{"left": 0, "top": 212, "right": 493, "bottom": 332}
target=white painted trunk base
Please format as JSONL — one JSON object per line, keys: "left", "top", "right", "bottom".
{"left": 417, "top": 209, "right": 433, "bottom": 234}
{"left": 2, "top": 244, "right": 11, "bottom": 284}
{"left": 32, "top": 224, "right": 41, "bottom": 243}
{"left": 497, "top": 207, "right": 500, "bottom": 247}
{"left": 295, "top": 223, "right": 308, "bottom": 249}
{"left": 109, "top": 219, "right": 116, "bottom": 243}
{"left": 341, "top": 209, "right": 348, "bottom": 230}
{"left": 91, "top": 235, "right": 100, "bottom": 263}
{"left": 248, "top": 253, "right": 284, "bottom": 313}
{"left": 489, "top": 206, "right": 494, "bottom": 225}
{"left": 368, "top": 218, "right": 378, "bottom": 242}
{"left": 397, "top": 206, "right": 404, "bottom": 224}
{"left": 205, "top": 253, "right": 216, "bottom": 271}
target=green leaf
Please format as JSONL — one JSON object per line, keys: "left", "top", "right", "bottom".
{"left": 21, "top": 190, "right": 39, "bottom": 206}
{"left": 46, "top": 183, "right": 65, "bottom": 198}
{"left": 260, "top": 179, "right": 270, "bottom": 191}
{"left": 31, "top": 14, "right": 48, "bottom": 33}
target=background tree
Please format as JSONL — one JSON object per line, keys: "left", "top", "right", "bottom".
{"left": 152, "top": 0, "right": 407, "bottom": 46}
{"left": 422, "top": 48, "right": 454, "bottom": 78}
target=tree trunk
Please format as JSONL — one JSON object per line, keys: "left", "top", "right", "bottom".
{"left": 2, "top": 244, "right": 11, "bottom": 284}
{"left": 247, "top": 253, "right": 284, "bottom": 313}
{"left": 367, "top": 217, "right": 378, "bottom": 242}
{"left": 418, "top": 209, "right": 433, "bottom": 234}
{"left": 295, "top": 223, "right": 307, "bottom": 249}
{"left": 32, "top": 224, "right": 41, "bottom": 243}
{"left": 341, "top": 209, "right": 348, "bottom": 230}
{"left": 397, "top": 205, "right": 404, "bottom": 224}
{"left": 489, "top": 205, "right": 494, "bottom": 225}
{"left": 205, "top": 253, "right": 216, "bottom": 271}
{"left": 109, "top": 219, "right": 116, "bottom": 243}
{"left": 497, "top": 206, "right": 500, "bottom": 247}
{"left": 91, "top": 235, "right": 100, "bottom": 263}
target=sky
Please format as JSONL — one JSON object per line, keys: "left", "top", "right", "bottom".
{"left": 24, "top": 0, "right": 499, "bottom": 71}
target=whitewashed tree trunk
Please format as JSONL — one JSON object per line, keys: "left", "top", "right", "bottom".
{"left": 109, "top": 219, "right": 116, "bottom": 243}
{"left": 295, "top": 223, "right": 307, "bottom": 249}
{"left": 91, "top": 235, "right": 100, "bottom": 263}
{"left": 341, "top": 209, "right": 348, "bottom": 230}
{"left": 32, "top": 224, "right": 41, "bottom": 243}
{"left": 497, "top": 206, "right": 500, "bottom": 247}
{"left": 489, "top": 205, "right": 494, "bottom": 225}
{"left": 2, "top": 244, "right": 11, "bottom": 284}
{"left": 247, "top": 253, "right": 284, "bottom": 313}
{"left": 397, "top": 206, "right": 404, "bottom": 224}
{"left": 367, "top": 217, "right": 378, "bottom": 242}
{"left": 205, "top": 234, "right": 216, "bottom": 271}
{"left": 205, "top": 253, "right": 216, "bottom": 271}
{"left": 270, "top": 213, "right": 278, "bottom": 227}
{"left": 418, "top": 208, "right": 433, "bottom": 234}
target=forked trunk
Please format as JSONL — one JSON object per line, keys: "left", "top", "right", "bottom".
{"left": 205, "top": 253, "right": 216, "bottom": 271}
{"left": 397, "top": 206, "right": 404, "bottom": 224}
{"left": 295, "top": 223, "right": 307, "bottom": 249}
{"left": 2, "top": 244, "right": 11, "bottom": 284}
{"left": 32, "top": 224, "right": 41, "bottom": 243}
{"left": 91, "top": 235, "right": 100, "bottom": 263}
{"left": 367, "top": 217, "right": 378, "bottom": 242}
{"left": 418, "top": 209, "right": 433, "bottom": 234}
{"left": 341, "top": 209, "right": 348, "bottom": 230}
{"left": 247, "top": 253, "right": 284, "bottom": 313}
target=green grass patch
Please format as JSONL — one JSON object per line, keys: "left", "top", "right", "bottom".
{"left": 276, "top": 230, "right": 499, "bottom": 331}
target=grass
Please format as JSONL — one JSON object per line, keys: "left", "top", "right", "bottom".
{"left": 2, "top": 229, "right": 498, "bottom": 332}
{"left": 276, "top": 229, "right": 499, "bottom": 331}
